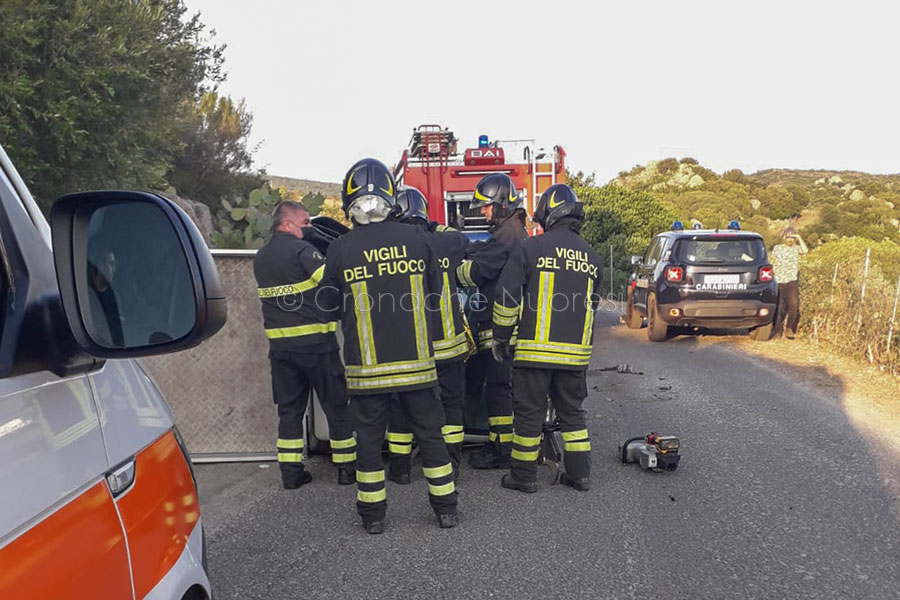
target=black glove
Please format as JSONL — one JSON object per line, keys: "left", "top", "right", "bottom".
{"left": 491, "top": 338, "right": 511, "bottom": 363}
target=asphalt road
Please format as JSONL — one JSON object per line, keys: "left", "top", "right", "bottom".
{"left": 196, "top": 310, "right": 900, "bottom": 600}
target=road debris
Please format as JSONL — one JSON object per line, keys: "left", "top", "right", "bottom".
{"left": 595, "top": 364, "right": 644, "bottom": 375}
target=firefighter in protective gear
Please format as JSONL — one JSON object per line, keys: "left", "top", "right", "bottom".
{"left": 321, "top": 159, "right": 459, "bottom": 534}
{"left": 492, "top": 183, "right": 602, "bottom": 493}
{"left": 456, "top": 173, "right": 528, "bottom": 469}
{"left": 253, "top": 201, "right": 357, "bottom": 489}
{"left": 386, "top": 187, "right": 469, "bottom": 483}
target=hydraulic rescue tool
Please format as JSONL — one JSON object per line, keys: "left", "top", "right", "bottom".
{"left": 538, "top": 407, "right": 564, "bottom": 484}
{"left": 619, "top": 433, "right": 681, "bottom": 471}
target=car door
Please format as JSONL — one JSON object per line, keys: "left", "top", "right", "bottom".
{"left": 633, "top": 236, "right": 662, "bottom": 312}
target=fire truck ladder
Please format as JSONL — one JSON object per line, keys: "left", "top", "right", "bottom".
{"left": 531, "top": 148, "right": 558, "bottom": 214}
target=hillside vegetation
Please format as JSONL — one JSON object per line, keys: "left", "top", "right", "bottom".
{"left": 611, "top": 158, "right": 900, "bottom": 249}
{"left": 268, "top": 175, "right": 341, "bottom": 200}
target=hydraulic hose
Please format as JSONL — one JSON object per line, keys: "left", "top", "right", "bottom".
{"left": 621, "top": 436, "right": 646, "bottom": 464}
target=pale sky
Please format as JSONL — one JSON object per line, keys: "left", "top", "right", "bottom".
{"left": 185, "top": 0, "right": 899, "bottom": 184}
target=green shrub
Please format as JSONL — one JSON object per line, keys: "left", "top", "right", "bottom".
{"left": 799, "top": 237, "right": 900, "bottom": 372}
{"left": 656, "top": 158, "right": 680, "bottom": 174}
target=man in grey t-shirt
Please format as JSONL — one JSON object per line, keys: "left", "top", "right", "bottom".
{"left": 770, "top": 227, "right": 808, "bottom": 339}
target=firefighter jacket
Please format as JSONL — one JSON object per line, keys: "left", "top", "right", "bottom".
{"left": 420, "top": 224, "right": 470, "bottom": 364}
{"left": 321, "top": 221, "right": 444, "bottom": 395}
{"left": 253, "top": 232, "right": 337, "bottom": 353}
{"left": 456, "top": 214, "right": 528, "bottom": 350}
{"left": 492, "top": 218, "right": 603, "bottom": 370}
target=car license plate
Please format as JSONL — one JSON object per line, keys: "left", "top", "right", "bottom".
{"left": 704, "top": 274, "right": 740, "bottom": 284}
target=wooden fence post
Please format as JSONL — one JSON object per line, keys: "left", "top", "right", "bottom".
{"left": 830, "top": 263, "right": 838, "bottom": 307}
{"left": 857, "top": 248, "right": 871, "bottom": 330}
{"left": 887, "top": 271, "right": 900, "bottom": 354}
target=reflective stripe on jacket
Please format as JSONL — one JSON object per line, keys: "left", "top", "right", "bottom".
{"left": 424, "top": 226, "right": 470, "bottom": 363}
{"left": 492, "top": 219, "right": 603, "bottom": 370}
{"left": 321, "top": 221, "right": 443, "bottom": 394}
{"left": 253, "top": 232, "right": 337, "bottom": 352}
{"left": 456, "top": 214, "right": 528, "bottom": 333}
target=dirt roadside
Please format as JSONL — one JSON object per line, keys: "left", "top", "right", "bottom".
{"left": 726, "top": 333, "right": 900, "bottom": 452}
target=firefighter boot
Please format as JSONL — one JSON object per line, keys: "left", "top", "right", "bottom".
{"left": 438, "top": 512, "right": 460, "bottom": 529}
{"left": 363, "top": 520, "right": 385, "bottom": 535}
{"left": 337, "top": 465, "right": 355, "bottom": 486}
{"left": 468, "top": 442, "right": 510, "bottom": 470}
{"left": 387, "top": 455, "right": 411, "bottom": 485}
{"left": 560, "top": 472, "right": 591, "bottom": 492}
{"left": 282, "top": 466, "right": 313, "bottom": 490}
{"left": 500, "top": 473, "right": 538, "bottom": 494}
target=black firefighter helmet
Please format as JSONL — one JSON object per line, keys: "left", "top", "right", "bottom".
{"left": 534, "top": 183, "right": 584, "bottom": 229}
{"left": 395, "top": 186, "right": 429, "bottom": 224}
{"left": 340, "top": 158, "right": 398, "bottom": 225}
{"left": 470, "top": 173, "right": 523, "bottom": 212}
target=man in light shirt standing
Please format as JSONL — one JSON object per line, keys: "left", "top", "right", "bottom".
{"left": 770, "top": 227, "right": 808, "bottom": 340}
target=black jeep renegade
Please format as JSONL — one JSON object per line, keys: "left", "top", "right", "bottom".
{"left": 625, "top": 221, "right": 777, "bottom": 342}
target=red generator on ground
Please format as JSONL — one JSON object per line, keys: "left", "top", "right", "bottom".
{"left": 393, "top": 124, "right": 566, "bottom": 240}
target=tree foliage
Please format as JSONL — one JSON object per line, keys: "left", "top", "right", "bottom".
{"left": 166, "top": 91, "right": 265, "bottom": 209}
{"left": 802, "top": 200, "right": 900, "bottom": 247}
{"left": 317, "top": 197, "right": 349, "bottom": 225}
{"left": 571, "top": 171, "right": 676, "bottom": 294}
{"left": 0, "top": 0, "right": 224, "bottom": 211}
{"left": 658, "top": 179, "right": 752, "bottom": 228}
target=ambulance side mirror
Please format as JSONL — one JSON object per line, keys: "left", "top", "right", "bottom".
{"left": 50, "top": 190, "right": 227, "bottom": 359}
{"left": 631, "top": 255, "right": 642, "bottom": 266}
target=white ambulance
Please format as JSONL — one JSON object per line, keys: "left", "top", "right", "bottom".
{"left": 0, "top": 143, "right": 225, "bottom": 599}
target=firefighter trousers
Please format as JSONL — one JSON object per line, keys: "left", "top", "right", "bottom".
{"left": 509, "top": 367, "right": 591, "bottom": 483}
{"left": 482, "top": 349, "right": 514, "bottom": 451}
{"left": 269, "top": 349, "right": 357, "bottom": 486}
{"left": 387, "top": 361, "right": 466, "bottom": 477}
{"left": 352, "top": 387, "right": 458, "bottom": 523}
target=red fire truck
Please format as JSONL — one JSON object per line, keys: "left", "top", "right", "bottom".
{"left": 393, "top": 124, "right": 567, "bottom": 239}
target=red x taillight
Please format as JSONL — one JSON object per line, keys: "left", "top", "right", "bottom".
{"left": 759, "top": 266, "right": 774, "bottom": 282}
{"left": 666, "top": 266, "right": 683, "bottom": 283}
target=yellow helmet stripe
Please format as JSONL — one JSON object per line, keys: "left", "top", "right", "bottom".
{"left": 549, "top": 190, "right": 562, "bottom": 208}
{"left": 346, "top": 172, "right": 361, "bottom": 195}
{"left": 379, "top": 176, "right": 393, "bottom": 197}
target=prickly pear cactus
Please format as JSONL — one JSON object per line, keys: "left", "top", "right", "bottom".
{"left": 212, "top": 186, "right": 282, "bottom": 249}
